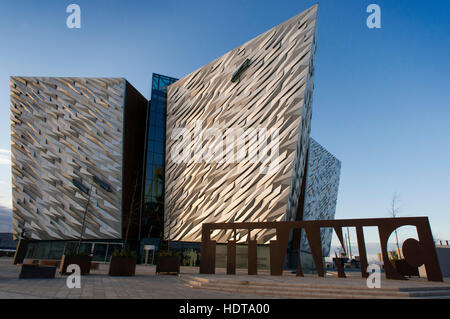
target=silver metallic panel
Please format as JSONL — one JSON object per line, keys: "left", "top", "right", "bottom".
{"left": 165, "top": 5, "right": 318, "bottom": 243}
{"left": 300, "top": 138, "right": 341, "bottom": 256}
{"left": 10, "top": 77, "right": 125, "bottom": 240}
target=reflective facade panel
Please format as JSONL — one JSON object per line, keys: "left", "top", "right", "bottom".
{"left": 300, "top": 138, "right": 341, "bottom": 256}
{"left": 165, "top": 5, "right": 319, "bottom": 243}
{"left": 10, "top": 77, "right": 147, "bottom": 240}
{"left": 9, "top": 4, "right": 342, "bottom": 254}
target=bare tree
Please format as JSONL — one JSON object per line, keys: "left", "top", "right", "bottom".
{"left": 389, "top": 193, "right": 402, "bottom": 259}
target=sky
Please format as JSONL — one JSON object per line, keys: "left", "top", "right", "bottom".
{"left": 0, "top": 0, "right": 449, "bottom": 254}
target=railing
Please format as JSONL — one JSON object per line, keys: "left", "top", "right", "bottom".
{"left": 437, "top": 240, "right": 450, "bottom": 246}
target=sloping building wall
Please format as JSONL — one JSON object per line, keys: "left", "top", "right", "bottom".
{"left": 300, "top": 138, "right": 341, "bottom": 256}
{"left": 165, "top": 5, "right": 319, "bottom": 243}
{"left": 10, "top": 77, "right": 147, "bottom": 240}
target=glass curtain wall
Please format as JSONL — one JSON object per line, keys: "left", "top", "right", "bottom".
{"left": 25, "top": 241, "right": 124, "bottom": 262}
{"left": 140, "top": 74, "right": 177, "bottom": 240}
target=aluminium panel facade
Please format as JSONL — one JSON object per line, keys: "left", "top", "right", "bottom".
{"left": 165, "top": 5, "right": 318, "bottom": 243}
{"left": 300, "top": 138, "right": 341, "bottom": 256}
{"left": 10, "top": 77, "right": 147, "bottom": 240}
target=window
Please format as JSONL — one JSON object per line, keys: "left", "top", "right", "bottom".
{"left": 231, "top": 59, "right": 251, "bottom": 83}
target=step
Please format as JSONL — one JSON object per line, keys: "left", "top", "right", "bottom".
{"left": 183, "top": 280, "right": 411, "bottom": 297}
{"left": 201, "top": 283, "right": 411, "bottom": 297}
{"left": 182, "top": 275, "right": 406, "bottom": 293}
{"left": 409, "top": 290, "right": 450, "bottom": 297}
{"left": 399, "top": 286, "right": 450, "bottom": 292}
{"left": 184, "top": 275, "right": 450, "bottom": 292}
{"left": 186, "top": 284, "right": 409, "bottom": 299}
{"left": 181, "top": 276, "right": 450, "bottom": 299}
{"left": 419, "top": 295, "right": 450, "bottom": 299}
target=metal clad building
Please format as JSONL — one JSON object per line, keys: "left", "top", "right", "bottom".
{"left": 10, "top": 77, "right": 147, "bottom": 240}
{"left": 164, "top": 6, "right": 320, "bottom": 243}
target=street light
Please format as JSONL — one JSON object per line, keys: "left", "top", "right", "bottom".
{"left": 72, "top": 178, "right": 92, "bottom": 254}
{"left": 72, "top": 175, "right": 112, "bottom": 254}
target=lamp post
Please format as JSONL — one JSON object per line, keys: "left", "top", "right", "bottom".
{"left": 76, "top": 183, "right": 92, "bottom": 254}
{"left": 72, "top": 175, "right": 112, "bottom": 255}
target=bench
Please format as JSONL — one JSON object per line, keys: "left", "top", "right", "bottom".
{"left": 19, "top": 264, "right": 56, "bottom": 279}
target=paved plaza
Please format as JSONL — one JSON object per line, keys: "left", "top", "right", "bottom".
{"left": 1, "top": 257, "right": 449, "bottom": 299}
{"left": 0, "top": 258, "right": 268, "bottom": 299}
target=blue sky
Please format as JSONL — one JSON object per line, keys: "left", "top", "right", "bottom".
{"left": 0, "top": 1, "right": 449, "bottom": 250}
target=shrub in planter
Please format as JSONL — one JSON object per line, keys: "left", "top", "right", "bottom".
{"left": 108, "top": 249, "right": 137, "bottom": 276}
{"left": 156, "top": 250, "right": 180, "bottom": 275}
{"left": 60, "top": 250, "right": 92, "bottom": 275}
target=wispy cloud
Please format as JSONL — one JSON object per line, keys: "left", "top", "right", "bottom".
{"left": 0, "top": 149, "right": 11, "bottom": 165}
{"left": 0, "top": 178, "right": 12, "bottom": 209}
{"left": 0, "top": 205, "right": 12, "bottom": 233}
{"left": 0, "top": 196, "right": 12, "bottom": 209}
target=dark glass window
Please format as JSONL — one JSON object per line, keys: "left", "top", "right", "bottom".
{"left": 140, "top": 74, "right": 178, "bottom": 240}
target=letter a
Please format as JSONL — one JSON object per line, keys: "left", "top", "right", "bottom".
{"left": 366, "top": 4, "right": 381, "bottom": 29}
{"left": 66, "top": 4, "right": 81, "bottom": 29}
{"left": 66, "top": 264, "right": 81, "bottom": 289}
{"left": 366, "top": 264, "right": 381, "bottom": 288}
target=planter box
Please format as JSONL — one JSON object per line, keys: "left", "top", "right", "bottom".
{"left": 91, "top": 262, "right": 100, "bottom": 270}
{"left": 393, "top": 259, "right": 419, "bottom": 277}
{"left": 19, "top": 264, "right": 56, "bottom": 279}
{"left": 23, "top": 259, "right": 39, "bottom": 265}
{"left": 60, "top": 255, "right": 92, "bottom": 275}
{"left": 156, "top": 255, "right": 180, "bottom": 275}
{"left": 40, "top": 260, "right": 60, "bottom": 267}
{"left": 108, "top": 256, "right": 136, "bottom": 276}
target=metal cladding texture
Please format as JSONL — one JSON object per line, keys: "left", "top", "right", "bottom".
{"left": 165, "top": 5, "right": 318, "bottom": 243}
{"left": 300, "top": 138, "right": 341, "bottom": 256}
{"left": 10, "top": 77, "right": 125, "bottom": 240}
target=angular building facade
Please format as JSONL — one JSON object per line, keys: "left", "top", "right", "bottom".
{"left": 300, "top": 138, "right": 341, "bottom": 257}
{"left": 10, "top": 4, "right": 341, "bottom": 265}
{"left": 10, "top": 77, "right": 147, "bottom": 241}
{"left": 164, "top": 5, "right": 319, "bottom": 244}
